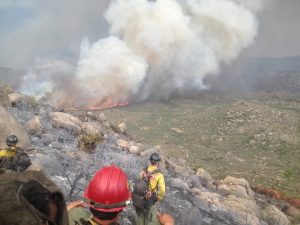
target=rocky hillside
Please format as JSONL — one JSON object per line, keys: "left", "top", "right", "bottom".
{"left": 0, "top": 86, "right": 297, "bottom": 225}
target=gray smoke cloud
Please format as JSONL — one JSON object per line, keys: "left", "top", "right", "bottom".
{"left": 20, "top": 59, "right": 75, "bottom": 98}
{"left": 19, "top": 0, "right": 266, "bottom": 108}
{"left": 244, "top": 0, "right": 300, "bottom": 57}
{"left": 0, "top": 0, "right": 110, "bottom": 68}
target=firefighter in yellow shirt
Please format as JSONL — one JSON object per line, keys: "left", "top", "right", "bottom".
{"left": 142, "top": 153, "right": 166, "bottom": 201}
{"left": 136, "top": 152, "right": 166, "bottom": 225}
{"left": 0, "top": 135, "right": 31, "bottom": 172}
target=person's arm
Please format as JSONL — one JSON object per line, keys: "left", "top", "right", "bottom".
{"left": 157, "top": 212, "right": 174, "bottom": 225}
{"left": 157, "top": 174, "right": 166, "bottom": 200}
{"left": 67, "top": 200, "right": 85, "bottom": 211}
{"left": 140, "top": 167, "right": 148, "bottom": 179}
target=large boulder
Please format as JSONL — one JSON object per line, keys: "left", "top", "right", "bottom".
{"left": 8, "top": 93, "right": 37, "bottom": 110}
{"left": 0, "top": 106, "right": 30, "bottom": 148}
{"left": 217, "top": 176, "right": 254, "bottom": 199}
{"left": 261, "top": 205, "right": 291, "bottom": 225}
{"left": 196, "top": 167, "right": 215, "bottom": 189}
{"left": 49, "top": 112, "right": 83, "bottom": 135}
{"left": 116, "top": 139, "right": 131, "bottom": 150}
{"left": 165, "top": 157, "right": 193, "bottom": 175}
{"left": 26, "top": 116, "right": 42, "bottom": 134}
{"left": 81, "top": 122, "right": 103, "bottom": 137}
{"left": 222, "top": 195, "right": 259, "bottom": 218}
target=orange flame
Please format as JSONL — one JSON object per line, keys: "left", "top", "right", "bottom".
{"left": 86, "top": 101, "right": 129, "bottom": 110}
{"left": 82, "top": 96, "right": 129, "bottom": 110}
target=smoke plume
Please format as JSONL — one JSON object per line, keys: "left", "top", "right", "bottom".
{"left": 21, "top": 0, "right": 263, "bottom": 107}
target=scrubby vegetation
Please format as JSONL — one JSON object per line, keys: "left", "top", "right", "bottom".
{"left": 104, "top": 91, "right": 300, "bottom": 198}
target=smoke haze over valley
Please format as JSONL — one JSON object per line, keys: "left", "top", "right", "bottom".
{"left": 0, "top": 0, "right": 300, "bottom": 107}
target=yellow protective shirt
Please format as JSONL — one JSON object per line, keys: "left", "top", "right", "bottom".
{"left": 142, "top": 165, "right": 166, "bottom": 201}
{"left": 0, "top": 149, "right": 17, "bottom": 158}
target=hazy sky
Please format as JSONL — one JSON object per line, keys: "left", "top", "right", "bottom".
{"left": 244, "top": 0, "right": 300, "bottom": 58}
{"left": 0, "top": 0, "right": 299, "bottom": 68}
{"left": 0, "top": 0, "right": 110, "bottom": 68}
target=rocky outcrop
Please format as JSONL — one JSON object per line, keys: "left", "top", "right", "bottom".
{"left": 168, "top": 173, "right": 291, "bottom": 225}
{"left": 1, "top": 100, "right": 292, "bottom": 225}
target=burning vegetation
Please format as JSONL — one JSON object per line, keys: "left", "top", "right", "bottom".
{"left": 19, "top": 0, "right": 261, "bottom": 109}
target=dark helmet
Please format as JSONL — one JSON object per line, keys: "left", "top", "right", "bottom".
{"left": 6, "top": 135, "right": 18, "bottom": 146}
{"left": 149, "top": 153, "right": 161, "bottom": 163}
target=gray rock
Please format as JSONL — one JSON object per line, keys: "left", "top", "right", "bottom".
{"left": 196, "top": 168, "right": 215, "bottom": 188}
{"left": 177, "top": 207, "right": 204, "bottom": 225}
{"left": 51, "top": 142, "right": 64, "bottom": 150}
{"left": 49, "top": 112, "right": 82, "bottom": 135}
{"left": 40, "top": 134, "right": 56, "bottom": 146}
{"left": 26, "top": 116, "right": 42, "bottom": 134}
{"left": 169, "top": 178, "right": 190, "bottom": 191}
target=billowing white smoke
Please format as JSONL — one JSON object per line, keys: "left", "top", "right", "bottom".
{"left": 75, "top": 37, "right": 148, "bottom": 107}
{"left": 75, "top": 0, "right": 259, "bottom": 104}
{"left": 22, "top": 0, "right": 262, "bottom": 107}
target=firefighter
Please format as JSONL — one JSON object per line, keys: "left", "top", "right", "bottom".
{"left": 0, "top": 134, "right": 31, "bottom": 172}
{"left": 135, "top": 153, "right": 166, "bottom": 225}
{"left": 68, "top": 165, "right": 173, "bottom": 225}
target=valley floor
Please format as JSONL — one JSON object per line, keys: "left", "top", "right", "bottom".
{"left": 104, "top": 91, "right": 300, "bottom": 198}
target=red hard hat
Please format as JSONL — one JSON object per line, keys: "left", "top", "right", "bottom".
{"left": 84, "top": 165, "right": 131, "bottom": 212}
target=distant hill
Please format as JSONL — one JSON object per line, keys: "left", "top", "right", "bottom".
{"left": 246, "top": 56, "right": 300, "bottom": 73}
{"left": 208, "top": 56, "right": 300, "bottom": 93}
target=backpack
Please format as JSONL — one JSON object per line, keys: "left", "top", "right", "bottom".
{"left": 0, "top": 149, "right": 31, "bottom": 172}
{"left": 132, "top": 168, "right": 161, "bottom": 216}
{"left": 0, "top": 170, "right": 68, "bottom": 225}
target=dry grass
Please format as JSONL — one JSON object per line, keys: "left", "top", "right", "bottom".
{"left": 103, "top": 92, "right": 300, "bottom": 197}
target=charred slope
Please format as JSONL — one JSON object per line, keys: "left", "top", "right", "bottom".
{"left": 0, "top": 93, "right": 293, "bottom": 225}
